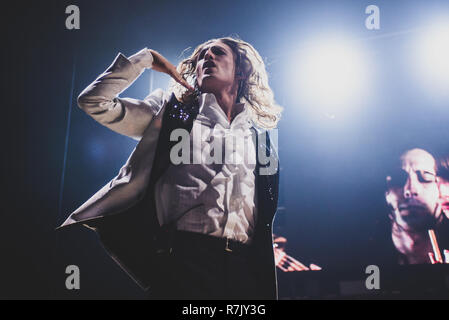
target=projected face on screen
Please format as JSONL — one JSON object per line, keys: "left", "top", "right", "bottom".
{"left": 386, "top": 148, "right": 440, "bottom": 231}
{"left": 385, "top": 149, "right": 449, "bottom": 265}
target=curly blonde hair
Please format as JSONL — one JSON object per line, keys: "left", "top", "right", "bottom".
{"left": 168, "top": 37, "right": 282, "bottom": 129}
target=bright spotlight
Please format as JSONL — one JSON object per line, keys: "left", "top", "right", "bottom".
{"left": 292, "top": 37, "right": 370, "bottom": 117}
{"left": 412, "top": 18, "right": 449, "bottom": 97}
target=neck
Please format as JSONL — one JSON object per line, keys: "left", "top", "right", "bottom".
{"left": 211, "top": 84, "right": 240, "bottom": 122}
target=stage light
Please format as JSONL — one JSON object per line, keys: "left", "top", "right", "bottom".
{"left": 292, "top": 36, "right": 370, "bottom": 118}
{"left": 411, "top": 18, "right": 449, "bottom": 97}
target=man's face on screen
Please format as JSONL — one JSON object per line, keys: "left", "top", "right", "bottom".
{"left": 385, "top": 149, "right": 440, "bottom": 231}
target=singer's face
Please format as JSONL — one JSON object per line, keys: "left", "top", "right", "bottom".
{"left": 385, "top": 149, "right": 440, "bottom": 231}
{"left": 195, "top": 40, "right": 238, "bottom": 95}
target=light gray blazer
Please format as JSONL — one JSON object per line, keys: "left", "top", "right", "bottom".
{"left": 59, "top": 53, "right": 169, "bottom": 229}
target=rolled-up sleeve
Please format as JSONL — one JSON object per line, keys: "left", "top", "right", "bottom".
{"left": 77, "top": 50, "right": 165, "bottom": 141}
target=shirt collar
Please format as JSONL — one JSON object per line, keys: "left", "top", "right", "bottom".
{"left": 197, "top": 93, "right": 252, "bottom": 130}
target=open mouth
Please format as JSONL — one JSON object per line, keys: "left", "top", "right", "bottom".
{"left": 203, "top": 61, "right": 216, "bottom": 69}
{"left": 398, "top": 202, "right": 426, "bottom": 212}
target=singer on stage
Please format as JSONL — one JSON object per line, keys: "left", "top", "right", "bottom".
{"left": 59, "top": 37, "right": 282, "bottom": 299}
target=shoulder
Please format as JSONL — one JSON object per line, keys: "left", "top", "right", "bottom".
{"left": 144, "top": 88, "right": 172, "bottom": 115}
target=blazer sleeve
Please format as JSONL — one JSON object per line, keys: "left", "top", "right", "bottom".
{"left": 77, "top": 50, "right": 167, "bottom": 141}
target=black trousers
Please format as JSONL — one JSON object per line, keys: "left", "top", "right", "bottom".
{"left": 148, "top": 230, "right": 266, "bottom": 300}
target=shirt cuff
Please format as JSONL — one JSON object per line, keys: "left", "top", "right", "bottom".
{"left": 128, "top": 47, "right": 154, "bottom": 71}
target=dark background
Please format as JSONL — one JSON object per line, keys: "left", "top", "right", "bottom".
{"left": 2, "top": 0, "right": 449, "bottom": 299}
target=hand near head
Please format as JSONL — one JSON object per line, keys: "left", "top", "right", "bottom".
{"left": 149, "top": 49, "right": 194, "bottom": 92}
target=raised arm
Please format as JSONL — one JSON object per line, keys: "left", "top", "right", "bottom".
{"left": 77, "top": 48, "right": 193, "bottom": 140}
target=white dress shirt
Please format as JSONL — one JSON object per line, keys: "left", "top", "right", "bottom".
{"left": 128, "top": 48, "right": 258, "bottom": 244}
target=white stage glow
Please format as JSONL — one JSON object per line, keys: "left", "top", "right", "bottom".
{"left": 292, "top": 37, "right": 370, "bottom": 117}
{"left": 412, "top": 18, "right": 449, "bottom": 97}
